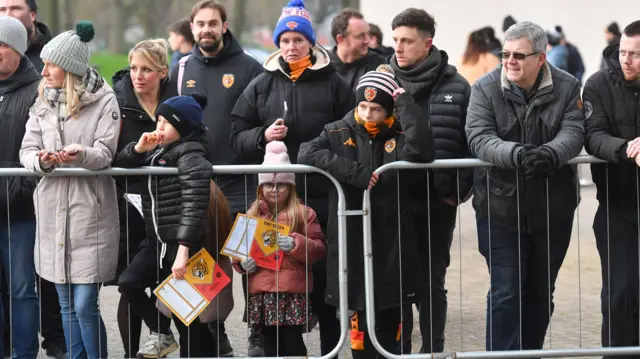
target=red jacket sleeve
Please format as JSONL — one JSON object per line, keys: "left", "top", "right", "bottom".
{"left": 288, "top": 207, "right": 326, "bottom": 264}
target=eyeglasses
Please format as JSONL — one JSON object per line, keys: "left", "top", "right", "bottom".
{"left": 499, "top": 51, "right": 539, "bottom": 60}
{"left": 262, "top": 183, "right": 289, "bottom": 192}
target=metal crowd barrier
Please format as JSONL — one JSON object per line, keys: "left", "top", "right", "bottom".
{"left": 0, "top": 164, "right": 349, "bottom": 359}
{"left": 1, "top": 156, "right": 638, "bottom": 358}
{"left": 361, "top": 154, "right": 640, "bottom": 359}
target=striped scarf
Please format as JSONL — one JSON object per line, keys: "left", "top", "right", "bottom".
{"left": 43, "top": 67, "right": 104, "bottom": 104}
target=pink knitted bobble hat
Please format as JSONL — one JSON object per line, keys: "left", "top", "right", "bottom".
{"left": 258, "top": 141, "right": 296, "bottom": 186}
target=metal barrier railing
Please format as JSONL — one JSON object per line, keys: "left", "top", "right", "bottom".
{"left": 1, "top": 155, "right": 636, "bottom": 358}
{"left": 0, "top": 164, "right": 350, "bottom": 359}
{"left": 361, "top": 154, "right": 640, "bottom": 359}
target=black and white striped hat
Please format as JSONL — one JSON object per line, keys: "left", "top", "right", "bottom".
{"left": 356, "top": 64, "right": 400, "bottom": 115}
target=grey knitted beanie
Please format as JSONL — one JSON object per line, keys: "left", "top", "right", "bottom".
{"left": 0, "top": 16, "right": 28, "bottom": 56}
{"left": 41, "top": 21, "right": 95, "bottom": 76}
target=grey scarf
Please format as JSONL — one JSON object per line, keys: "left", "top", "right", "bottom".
{"left": 43, "top": 67, "right": 104, "bottom": 105}
{"left": 390, "top": 46, "right": 443, "bottom": 96}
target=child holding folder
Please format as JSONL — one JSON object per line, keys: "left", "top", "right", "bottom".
{"left": 234, "top": 141, "right": 326, "bottom": 356}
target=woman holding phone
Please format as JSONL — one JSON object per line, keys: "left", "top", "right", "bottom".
{"left": 230, "top": 0, "right": 353, "bottom": 356}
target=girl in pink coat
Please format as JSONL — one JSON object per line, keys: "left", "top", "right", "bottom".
{"left": 233, "top": 141, "right": 326, "bottom": 357}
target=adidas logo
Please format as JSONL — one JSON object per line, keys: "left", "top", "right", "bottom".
{"left": 444, "top": 94, "right": 453, "bottom": 103}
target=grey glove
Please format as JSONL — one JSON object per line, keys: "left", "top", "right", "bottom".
{"left": 336, "top": 308, "right": 356, "bottom": 320}
{"left": 240, "top": 257, "right": 257, "bottom": 274}
{"left": 277, "top": 235, "right": 295, "bottom": 252}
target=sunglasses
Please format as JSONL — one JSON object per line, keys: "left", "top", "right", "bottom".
{"left": 499, "top": 51, "right": 539, "bottom": 60}
{"left": 263, "top": 183, "right": 289, "bottom": 193}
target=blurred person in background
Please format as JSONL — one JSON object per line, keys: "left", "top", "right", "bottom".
{"left": 584, "top": 20, "right": 640, "bottom": 358}
{"left": 167, "top": 17, "right": 195, "bottom": 71}
{"left": 390, "top": 7, "right": 472, "bottom": 354}
{"left": 368, "top": 23, "right": 394, "bottom": 57}
{"left": 479, "top": 26, "right": 502, "bottom": 57}
{"left": 546, "top": 28, "right": 569, "bottom": 72}
{"left": 110, "top": 38, "right": 177, "bottom": 358}
{"left": 0, "top": 15, "right": 41, "bottom": 359}
{"left": 555, "top": 25, "right": 585, "bottom": 83}
{"left": 502, "top": 15, "right": 517, "bottom": 35}
{"left": 602, "top": 22, "right": 622, "bottom": 70}
{"left": 0, "top": 0, "right": 52, "bottom": 71}
{"left": 457, "top": 28, "right": 501, "bottom": 85}
{"left": 329, "top": 8, "right": 386, "bottom": 90}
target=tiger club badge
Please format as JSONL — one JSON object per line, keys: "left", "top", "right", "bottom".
{"left": 364, "top": 87, "right": 377, "bottom": 101}
{"left": 184, "top": 249, "right": 231, "bottom": 300}
{"left": 385, "top": 138, "right": 396, "bottom": 153}
{"left": 222, "top": 74, "right": 235, "bottom": 88}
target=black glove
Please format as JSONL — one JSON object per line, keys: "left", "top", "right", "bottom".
{"left": 518, "top": 144, "right": 538, "bottom": 169}
{"left": 525, "top": 148, "right": 557, "bottom": 179}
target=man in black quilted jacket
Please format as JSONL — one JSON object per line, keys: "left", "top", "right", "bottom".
{"left": 584, "top": 20, "right": 640, "bottom": 357}
{"left": 388, "top": 7, "right": 472, "bottom": 354}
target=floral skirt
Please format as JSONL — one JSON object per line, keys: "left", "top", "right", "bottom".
{"left": 248, "top": 292, "right": 311, "bottom": 326}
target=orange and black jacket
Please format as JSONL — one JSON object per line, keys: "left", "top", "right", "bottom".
{"left": 298, "top": 93, "right": 435, "bottom": 311}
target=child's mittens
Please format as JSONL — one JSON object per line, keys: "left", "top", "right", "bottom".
{"left": 240, "top": 258, "right": 257, "bottom": 274}
{"left": 277, "top": 235, "right": 295, "bottom": 252}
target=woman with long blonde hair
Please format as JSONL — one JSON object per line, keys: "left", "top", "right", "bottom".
{"left": 110, "top": 38, "right": 176, "bottom": 358}
{"left": 19, "top": 21, "right": 120, "bottom": 359}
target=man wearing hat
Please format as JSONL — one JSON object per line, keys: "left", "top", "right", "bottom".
{"left": 0, "top": 0, "right": 53, "bottom": 72}
{"left": 0, "top": 15, "right": 41, "bottom": 359}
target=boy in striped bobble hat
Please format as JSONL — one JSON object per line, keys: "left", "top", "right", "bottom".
{"left": 298, "top": 64, "right": 436, "bottom": 358}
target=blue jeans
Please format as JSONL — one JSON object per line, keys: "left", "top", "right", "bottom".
{"left": 55, "top": 284, "right": 107, "bottom": 359}
{"left": 0, "top": 220, "right": 39, "bottom": 359}
{"left": 477, "top": 216, "right": 573, "bottom": 352}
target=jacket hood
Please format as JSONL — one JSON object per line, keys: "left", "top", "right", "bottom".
{"left": 0, "top": 56, "right": 41, "bottom": 95}
{"left": 112, "top": 68, "right": 175, "bottom": 112}
{"left": 30, "top": 21, "right": 53, "bottom": 50}
{"left": 602, "top": 43, "right": 624, "bottom": 79}
{"left": 263, "top": 45, "right": 332, "bottom": 75}
{"left": 191, "top": 30, "right": 244, "bottom": 63}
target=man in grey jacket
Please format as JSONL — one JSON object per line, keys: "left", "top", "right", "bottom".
{"left": 465, "top": 21, "right": 584, "bottom": 352}
{"left": 0, "top": 15, "right": 41, "bottom": 358}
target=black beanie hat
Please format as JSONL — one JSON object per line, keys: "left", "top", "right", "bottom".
{"left": 156, "top": 93, "right": 208, "bottom": 137}
{"left": 356, "top": 65, "right": 399, "bottom": 115}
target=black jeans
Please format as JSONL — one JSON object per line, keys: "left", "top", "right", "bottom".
{"left": 118, "top": 239, "right": 215, "bottom": 357}
{"left": 117, "top": 295, "right": 142, "bottom": 358}
{"left": 476, "top": 215, "right": 573, "bottom": 352}
{"left": 261, "top": 325, "right": 307, "bottom": 356}
{"left": 402, "top": 200, "right": 457, "bottom": 353}
{"left": 351, "top": 308, "right": 402, "bottom": 359}
{"left": 594, "top": 203, "right": 640, "bottom": 359}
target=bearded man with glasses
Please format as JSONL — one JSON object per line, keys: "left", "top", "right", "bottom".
{"left": 465, "top": 21, "right": 584, "bottom": 352}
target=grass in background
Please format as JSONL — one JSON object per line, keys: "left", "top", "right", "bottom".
{"left": 90, "top": 52, "right": 129, "bottom": 85}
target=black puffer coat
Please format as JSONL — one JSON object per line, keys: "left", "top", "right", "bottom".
{"left": 109, "top": 69, "right": 177, "bottom": 281}
{"left": 298, "top": 93, "right": 436, "bottom": 311}
{"left": 115, "top": 132, "right": 213, "bottom": 248}
{"left": 584, "top": 44, "right": 640, "bottom": 208}
{"left": 230, "top": 45, "right": 354, "bottom": 224}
